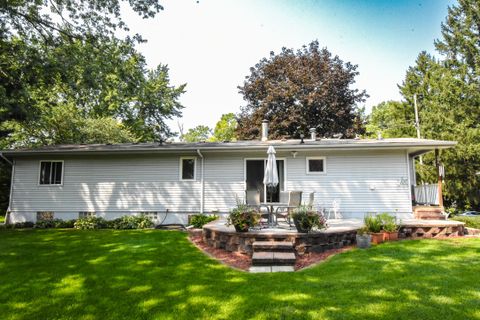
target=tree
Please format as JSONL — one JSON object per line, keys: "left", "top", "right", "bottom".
{"left": 369, "top": 0, "right": 480, "bottom": 210}
{"left": 0, "top": 35, "right": 186, "bottom": 142}
{"left": 210, "top": 113, "right": 237, "bottom": 142}
{"left": 366, "top": 101, "right": 416, "bottom": 138}
{"left": 181, "top": 125, "right": 212, "bottom": 143}
{"left": 237, "top": 40, "right": 367, "bottom": 140}
{"left": 0, "top": 0, "right": 163, "bottom": 40}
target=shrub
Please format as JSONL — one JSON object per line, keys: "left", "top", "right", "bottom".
{"left": 110, "top": 215, "right": 154, "bottom": 229}
{"left": 74, "top": 217, "right": 107, "bottom": 230}
{"left": 35, "top": 219, "right": 76, "bottom": 229}
{"left": 227, "top": 204, "right": 260, "bottom": 232}
{"left": 290, "top": 205, "right": 327, "bottom": 233}
{"left": 189, "top": 214, "right": 218, "bottom": 228}
{"left": 451, "top": 216, "right": 480, "bottom": 229}
{"left": 8, "top": 221, "right": 35, "bottom": 229}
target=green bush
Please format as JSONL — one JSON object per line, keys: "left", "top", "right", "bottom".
{"left": 6, "top": 221, "right": 35, "bottom": 229}
{"left": 227, "top": 204, "right": 260, "bottom": 232}
{"left": 189, "top": 214, "right": 218, "bottom": 228}
{"left": 35, "top": 219, "right": 76, "bottom": 229}
{"left": 74, "top": 217, "right": 108, "bottom": 230}
{"left": 290, "top": 205, "right": 327, "bottom": 233}
{"left": 110, "top": 215, "right": 154, "bottom": 229}
{"left": 377, "top": 213, "right": 399, "bottom": 232}
{"left": 364, "top": 214, "right": 383, "bottom": 233}
{"left": 451, "top": 216, "right": 480, "bottom": 229}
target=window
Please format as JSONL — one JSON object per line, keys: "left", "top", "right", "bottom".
{"left": 180, "top": 157, "right": 196, "bottom": 180}
{"left": 79, "top": 212, "right": 96, "bottom": 219}
{"left": 37, "top": 211, "right": 54, "bottom": 221}
{"left": 39, "top": 161, "right": 63, "bottom": 185}
{"left": 306, "top": 157, "right": 326, "bottom": 174}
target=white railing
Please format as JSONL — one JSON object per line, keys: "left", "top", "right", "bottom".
{"left": 414, "top": 184, "right": 439, "bottom": 205}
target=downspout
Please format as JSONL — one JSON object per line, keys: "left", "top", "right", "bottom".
{"left": 196, "top": 149, "right": 204, "bottom": 214}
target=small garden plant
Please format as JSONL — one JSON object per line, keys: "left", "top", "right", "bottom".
{"left": 290, "top": 205, "right": 328, "bottom": 233}
{"left": 227, "top": 203, "right": 260, "bottom": 232}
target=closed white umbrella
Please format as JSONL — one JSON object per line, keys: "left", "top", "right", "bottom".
{"left": 263, "top": 146, "right": 279, "bottom": 189}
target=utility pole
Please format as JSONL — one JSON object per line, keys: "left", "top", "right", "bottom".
{"left": 413, "top": 94, "right": 423, "bottom": 164}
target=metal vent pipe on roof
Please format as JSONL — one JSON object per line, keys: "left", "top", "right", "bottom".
{"left": 261, "top": 120, "right": 269, "bottom": 141}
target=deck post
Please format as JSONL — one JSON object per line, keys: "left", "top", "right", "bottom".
{"left": 435, "top": 149, "right": 444, "bottom": 207}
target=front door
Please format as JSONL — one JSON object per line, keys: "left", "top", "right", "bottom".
{"left": 245, "top": 159, "right": 285, "bottom": 203}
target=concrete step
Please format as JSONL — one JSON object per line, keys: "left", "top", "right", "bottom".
{"left": 252, "top": 241, "right": 294, "bottom": 252}
{"left": 252, "top": 251, "right": 296, "bottom": 266}
{"left": 249, "top": 266, "right": 295, "bottom": 273}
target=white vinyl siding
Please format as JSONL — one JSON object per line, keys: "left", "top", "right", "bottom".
{"left": 9, "top": 149, "right": 413, "bottom": 223}
{"left": 10, "top": 155, "right": 201, "bottom": 222}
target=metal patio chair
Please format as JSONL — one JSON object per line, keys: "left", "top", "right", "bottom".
{"left": 275, "top": 191, "right": 302, "bottom": 226}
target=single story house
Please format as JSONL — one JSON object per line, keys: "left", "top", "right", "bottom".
{"left": 0, "top": 123, "right": 455, "bottom": 224}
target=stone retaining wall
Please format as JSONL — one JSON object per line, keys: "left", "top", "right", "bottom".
{"left": 398, "top": 224, "right": 464, "bottom": 239}
{"left": 202, "top": 227, "right": 356, "bottom": 256}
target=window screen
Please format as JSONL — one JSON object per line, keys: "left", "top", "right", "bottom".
{"left": 181, "top": 158, "right": 195, "bottom": 180}
{"left": 39, "top": 161, "right": 63, "bottom": 185}
{"left": 308, "top": 158, "right": 325, "bottom": 173}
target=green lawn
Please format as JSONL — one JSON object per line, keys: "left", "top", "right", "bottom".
{"left": 0, "top": 230, "right": 479, "bottom": 320}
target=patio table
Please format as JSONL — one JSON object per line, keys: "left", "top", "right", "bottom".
{"left": 260, "top": 202, "right": 288, "bottom": 227}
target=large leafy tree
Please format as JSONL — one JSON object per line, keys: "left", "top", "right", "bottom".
{"left": 210, "top": 113, "right": 237, "bottom": 142}
{"left": 181, "top": 125, "right": 212, "bottom": 143}
{"left": 237, "top": 40, "right": 367, "bottom": 140}
{"left": 0, "top": 0, "right": 188, "bottom": 213}
{"left": 369, "top": 0, "right": 480, "bottom": 210}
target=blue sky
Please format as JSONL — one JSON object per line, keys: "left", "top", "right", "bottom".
{"left": 121, "top": 0, "right": 455, "bottom": 131}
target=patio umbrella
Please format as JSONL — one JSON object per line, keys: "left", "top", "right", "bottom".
{"left": 263, "top": 146, "right": 279, "bottom": 202}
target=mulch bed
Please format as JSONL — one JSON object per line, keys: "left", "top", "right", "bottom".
{"left": 188, "top": 230, "right": 353, "bottom": 272}
{"left": 189, "top": 233, "right": 251, "bottom": 271}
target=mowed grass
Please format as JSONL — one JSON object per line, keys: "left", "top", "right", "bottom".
{"left": 0, "top": 230, "right": 479, "bottom": 320}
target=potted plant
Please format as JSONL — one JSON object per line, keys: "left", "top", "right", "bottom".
{"left": 290, "top": 205, "right": 328, "bottom": 233}
{"left": 379, "top": 213, "right": 399, "bottom": 241}
{"left": 227, "top": 203, "right": 260, "bottom": 232}
{"left": 356, "top": 227, "right": 371, "bottom": 248}
{"left": 364, "top": 214, "right": 384, "bottom": 244}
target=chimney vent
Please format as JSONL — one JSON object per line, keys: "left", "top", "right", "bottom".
{"left": 309, "top": 128, "right": 317, "bottom": 141}
{"left": 261, "top": 120, "right": 269, "bottom": 141}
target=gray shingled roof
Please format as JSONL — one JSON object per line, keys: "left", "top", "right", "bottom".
{"left": 0, "top": 138, "right": 456, "bottom": 156}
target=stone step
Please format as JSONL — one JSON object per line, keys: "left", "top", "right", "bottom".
{"left": 252, "top": 251, "right": 296, "bottom": 266}
{"left": 252, "top": 241, "right": 294, "bottom": 252}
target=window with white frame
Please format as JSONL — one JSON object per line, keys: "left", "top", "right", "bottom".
{"left": 37, "top": 211, "right": 54, "bottom": 221}
{"left": 180, "top": 157, "right": 196, "bottom": 180}
{"left": 78, "top": 211, "right": 96, "bottom": 219}
{"left": 306, "top": 157, "right": 326, "bottom": 174}
{"left": 39, "top": 161, "right": 63, "bottom": 185}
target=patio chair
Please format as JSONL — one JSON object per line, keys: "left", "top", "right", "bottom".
{"left": 246, "top": 190, "right": 269, "bottom": 226}
{"left": 327, "top": 199, "right": 342, "bottom": 220}
{"left": 275, "top": 191, "right": 302, "bottom": 226}
{"left": 306, "top": 192, "right": 315, "bottom": 208}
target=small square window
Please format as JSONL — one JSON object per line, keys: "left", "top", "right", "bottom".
{"left": 306, "top": 157, "right": 326, "bottom": 174}
{"left": 39, "top": 161, "right": 63, "bottom": 185}
{"left": 180, "top": 157, "right": 196, "bottom": 180}
{"left": 79, "top": 212, "right": 96, "bottom": 219}
{"left": 37, "top": 211, "right": 54, "bottom": 221}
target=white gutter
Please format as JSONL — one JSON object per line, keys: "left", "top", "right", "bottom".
{"left": 196, "top": 149, "right": 204, "bottom": 214}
